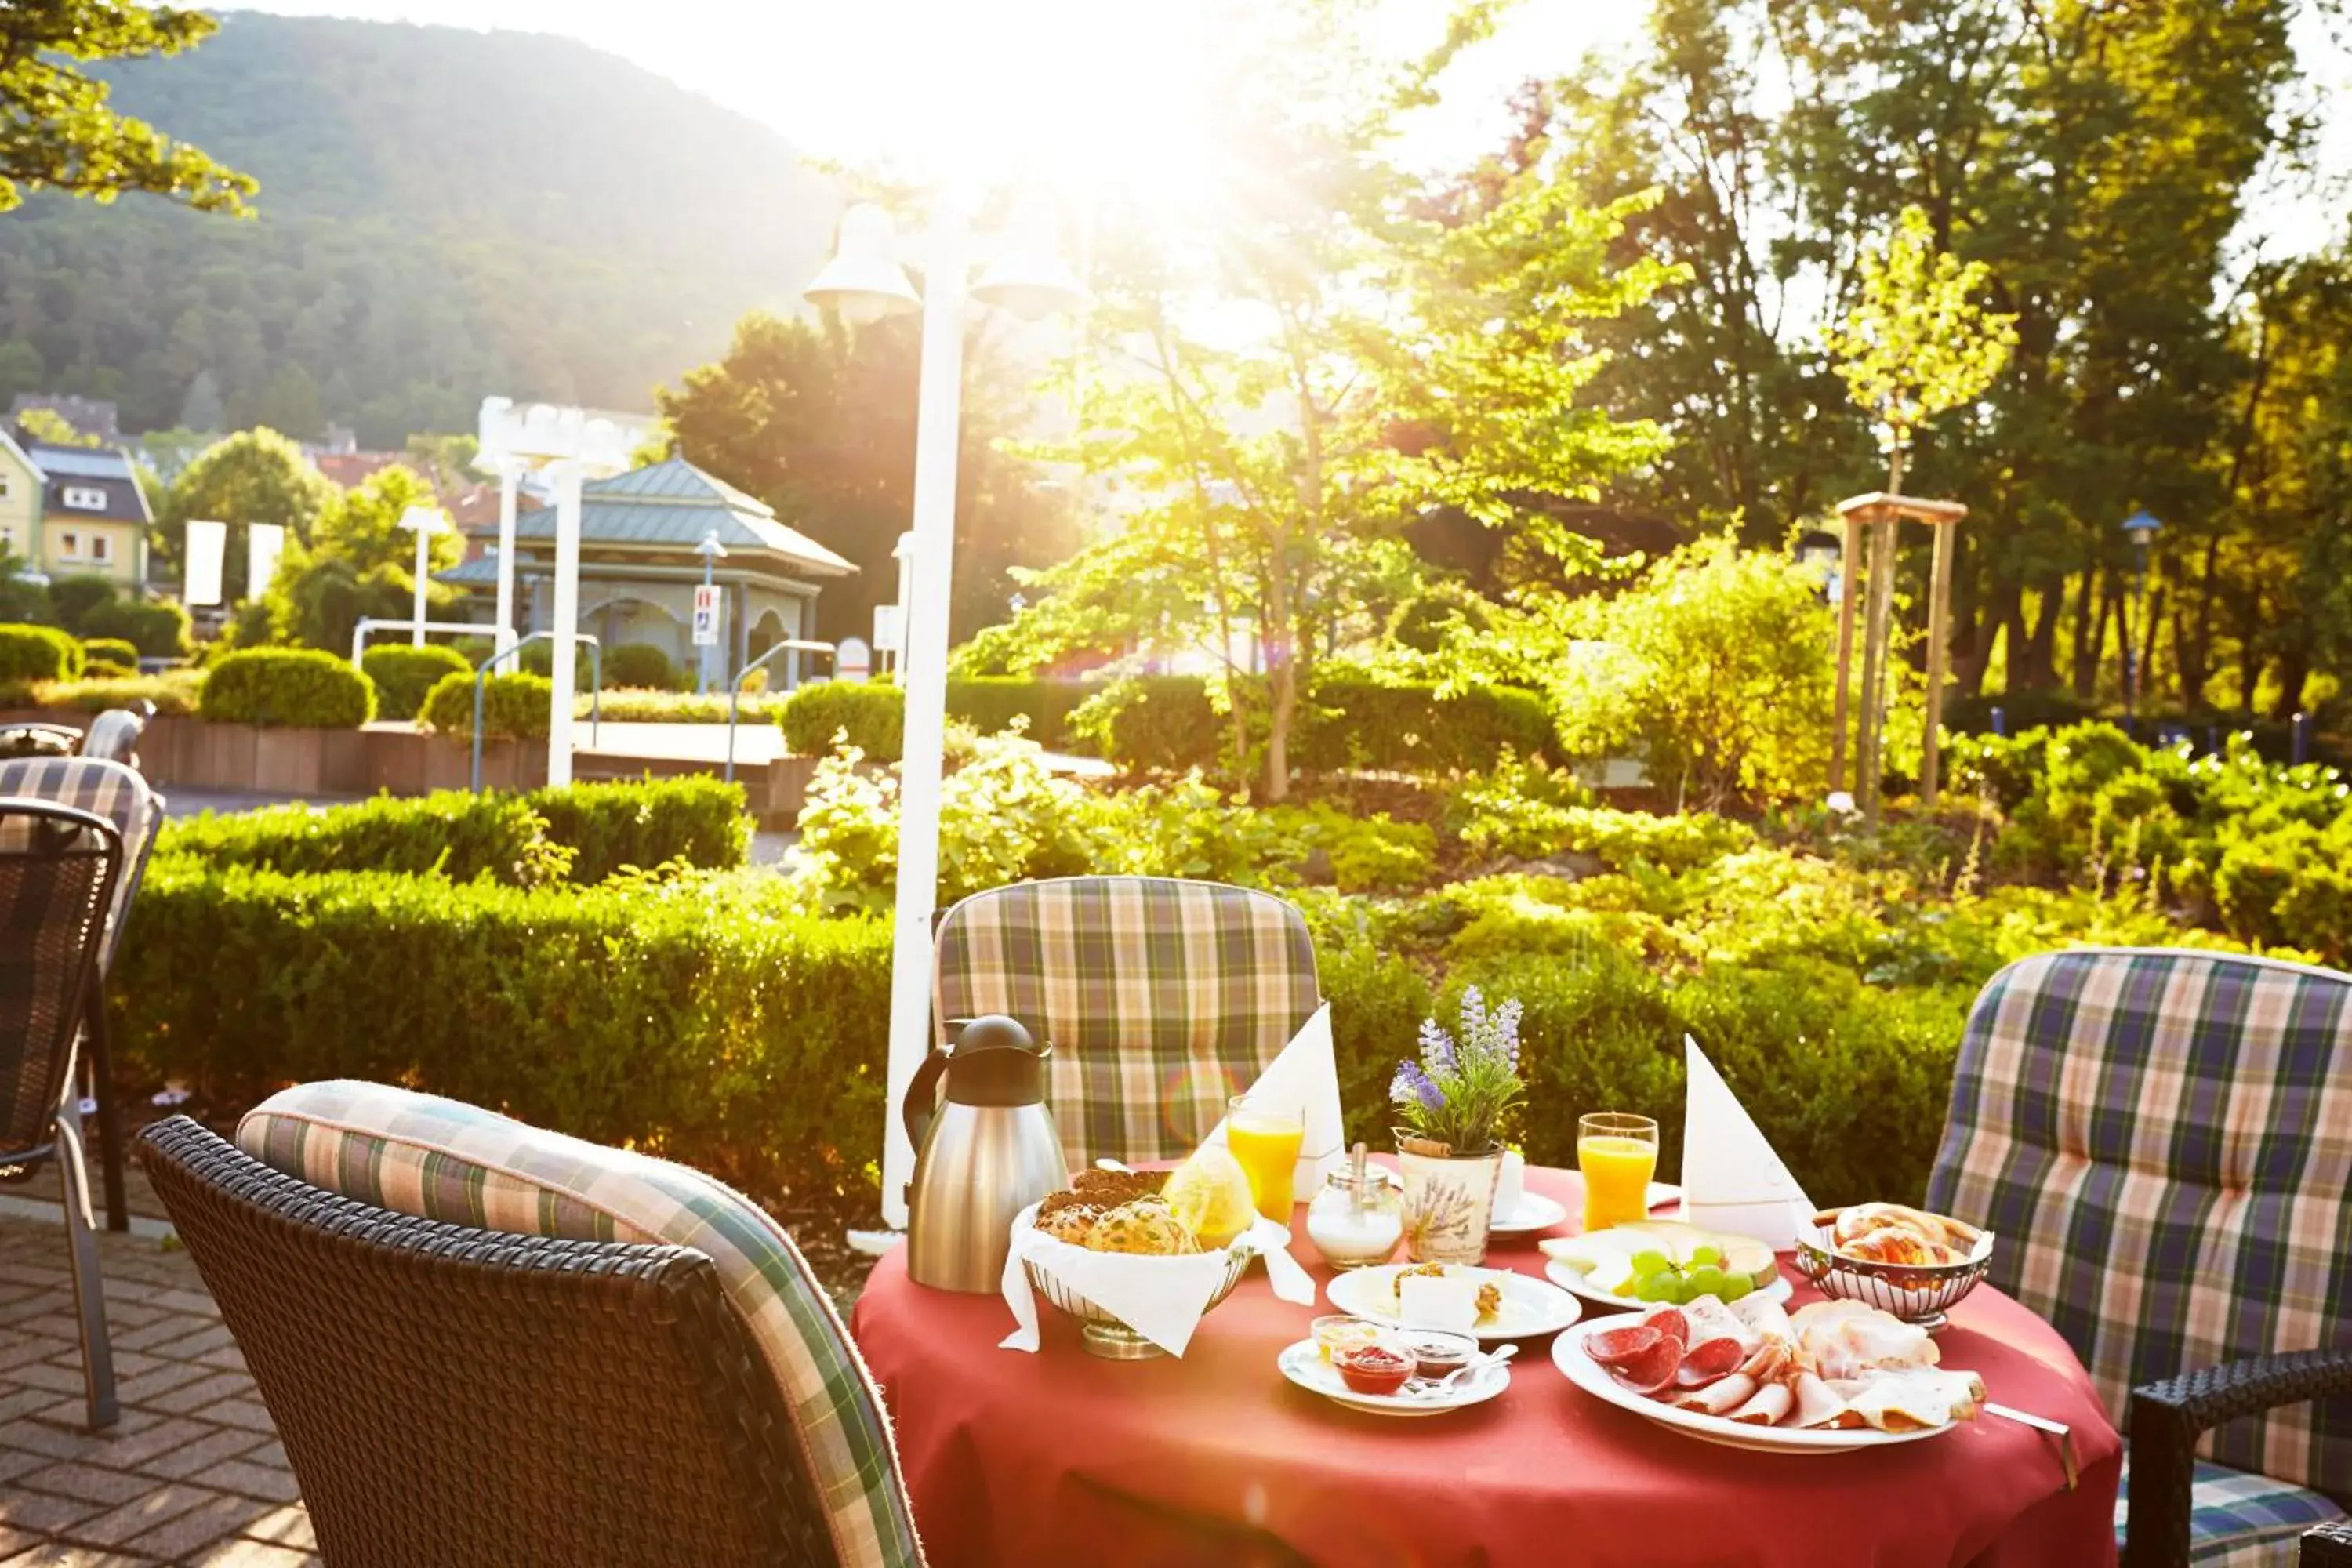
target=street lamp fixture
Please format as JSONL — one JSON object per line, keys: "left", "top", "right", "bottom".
{"left": 2121, "top": 510, "right": 2162, "bottom": 718}
{"left": 805, "top": 204, "right": 924, "bottom": 325}
{"left": 397, "top": 503, "right": 449, "bottom": 649}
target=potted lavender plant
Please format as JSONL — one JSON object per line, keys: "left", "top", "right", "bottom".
{"left": 1392, "top": 988, "right": 1527, "bottom": 1265}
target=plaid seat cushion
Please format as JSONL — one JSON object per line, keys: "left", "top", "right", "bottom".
{"left": 1926, "top": 948, "right": 2352, "bottom": 1496}
{"left": 2114, "top": 1455, "right": 2347, "bottom": 1566}
{"left": 932, "top": 876, "right": 1320, "bottom": 1168}
{"left": 0, "top": 756, "right": 161, "bottom": 970}
{"left": 238, "top": 1080, "right": 923, "bottom": 1568}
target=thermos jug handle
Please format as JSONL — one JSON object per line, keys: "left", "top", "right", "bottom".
{"left": 904, "top": 1045, "right": 953, "bottom": 1152}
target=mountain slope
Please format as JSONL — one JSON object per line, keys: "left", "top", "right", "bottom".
{"left": 0, "top": 13, "right": 838, "bottom": 443}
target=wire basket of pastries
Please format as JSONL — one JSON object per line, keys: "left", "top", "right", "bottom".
{"left": 1792, "top": 1203, "right": 1994, "bottom": 1329}
{"left": 1022, "top": 1156, "right": 1263, "bottom": 1359}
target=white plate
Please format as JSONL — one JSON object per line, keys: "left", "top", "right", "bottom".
{"left": 1276, "top": 1338, "right": 1512, "bottom": 1417}
{"left": 1542, "top": 1258, "right": 1795, "bottom": 1316}
{"left": 1550, "top": 1321, "right": 1954, "bottom": 1454}
{"left": 1487, "top": 1192, "right": 1570, "bottom": 1235}
{"left": 1326, "top": 1265, "right": 1583, "bottom": 1342}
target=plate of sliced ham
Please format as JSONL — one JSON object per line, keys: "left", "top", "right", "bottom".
{"left": 1551, "top": 1295, "right": 1987, "bottom": 1454}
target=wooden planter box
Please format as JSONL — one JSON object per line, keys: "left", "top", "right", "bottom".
{"left": 2, "top": 709, "right": 546, "bottom": 797}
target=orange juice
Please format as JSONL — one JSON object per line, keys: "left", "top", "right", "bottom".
{"left": 1227, "top": 1110, "right": 1305, "bottom": 1221}
{"left": 1578, "top": 1133, "right": 1657, "bottom": 1232}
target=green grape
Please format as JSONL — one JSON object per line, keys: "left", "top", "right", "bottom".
{"left": 1633, "top": 1272, "right": 1680, "bottom": 1303}
{"left": 1685, "top": 1265, "right": 1728, "bottom": 1299}
{"left": 1718, "top": 1273, "right": 1753, "bottom": 1303}
{"left": 1627, "top": 1249, "right": 1672, "bottom": 1280}
{"left": 1688, "top": 1244, "right": 1722, "bottom": 1268}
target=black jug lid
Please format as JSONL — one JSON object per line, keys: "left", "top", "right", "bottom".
{"left": 944, "top": 1015, "right": 1050, "bottom": 1107}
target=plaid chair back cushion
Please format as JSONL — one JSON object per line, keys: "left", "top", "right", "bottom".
{"left": 0, "top": 801, "right": 119, "bottom": 1157}
{"left": 1925, "top": 947, "right": 2352, "bottom": 1495}
{"left": 0, "top": 756, "right": 161, "bottom": 971}
{"left": 931, "top": 877, "right": 1322, "bottom": 1168}
{"left": 238, "top": 1081, "right": 924, "bottom": 1568}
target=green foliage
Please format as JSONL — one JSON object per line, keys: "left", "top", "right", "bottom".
{"left": 18, "top": 669, "right": 202, "bottom": 714}
{"left": 1070, "top": 676, "right": 1229, "bottom": 775}
{"left": 779, "top": 681, "right": 902, "bottom": 760}
{"left": 1298, "top": 673, "right": 1558, "bottom": 774}
{"left": 0, "top": 2, "right": 254, "bottom": 214}
{"left": 46, "top": 575, "right": 118, "bottom": 633}
{"left": 947, "top": 677, "right": 1091, "bottom": 750}
{"left": 1387, "top": 587, "right": 1492, "bottom": 654}
{"left": 421, "top": 670, "right": 549, "bottom": 742}
{"left": 1473, "top": 538, "right": 1841, "bottom": 810}
{"left": 524, "top": 777, "right": 750, "bottom": 885}
{"left": 110, "top": 863, "right": 895, "bottom": 1203}
{"left": 198, "top": 647, "right": 375, "bottom": 728}
{"left": 361, "top": 644, "right": 470, "bottom": 720}
{"left": 579, "top": 688, "right": 784, "bottom": 725}
{"left": 0, "top": 623, "right": 84, "bottom": 682}
{"left": 79, "top": 596, "right": 191, "bottom": 657}
{"left": 78, "top": 637, "right": 140, "bottom": 668}
{"left": 604, "top": 642, "right": 687, "bottom": 692}
{"left": 1391, "top": 987, "right": 1527, "bottom": 1154}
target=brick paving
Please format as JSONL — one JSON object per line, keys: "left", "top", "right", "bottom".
{"left": 0, "top": 1209, "right": 314, "bottom": 1566}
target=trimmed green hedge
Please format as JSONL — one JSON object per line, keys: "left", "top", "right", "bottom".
{"left": 200, "top": 648, "right": 378, "bottom": 728}
{"left": 0, "top": 623, "right": 84, "bottom": 683}
{"left": 157, "top": 779, "right": 750, "bottom": 887}
{"left": 606, "top": 642, "right": 688, "bottom": 692}
{"left": 948, "top": 677, "right": 1092, "bottom": 750}
{"left": 79, "top": 598, "right": 192, "bottom": 659}
{"left": 80, "top": 637, "right": 140, "bottom": 668}
{"left": 1074, "top": 675, "right": 1229, "bottom": 772}
{"left": 364, "top": 644, "right": 472, "bottom": 720}
{"left": 423, "top": 670, "right": 552, "bottom": 740}
{"left": 1076, "top": 672, "right": 1558, "bottom": 776}
{"left": 780, "top": 681, "right": 903, "bottom": 760}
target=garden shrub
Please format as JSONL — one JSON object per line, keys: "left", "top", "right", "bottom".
{"left": 162, "top": 792, "right": 572, "bottom": 886}
{"left": 1295, "top": 673, "right": 1558, "bottom": 773}
{"left": 80, "top": 659, "right": 135, "bottom": 681}
{"left": 1386, "top": 586, "right": 1492, "bottom": 654}
{"left": 80, "top": 597, "right": 192, "bottom": 658}
{"left": 80, "top": 637, "right": 140, "bottom": 668}
{"left": 526, "top": 776, "right": 750, "bottom": 884}
{"left": 198, "top": 648, "right": 376, "bottom": 728}
{"left": 590, "top": 689, "right": 783, "bottom": 724}
{"left": 20, "top": 670, "right": 205, "bottom": 716}
{"left": 1071, "top": 675, "right": 1231, "bottom": 774}
{"left": 606, "top": 641, "right": 688, "bottom": 692}
{"left": 422, "top": 670, "right": 550, "bottom": 740}
{"left": 948, "top": 677, "right": 1093, "bottom": 750}
{"left": 363, "top": 644, "right": 473, "bottom": 720}
{"left": 0, "top": 623, "right": 83, "bottom": 683}
{"left": 780, "top": 681, "right": 904, "bottom": 760}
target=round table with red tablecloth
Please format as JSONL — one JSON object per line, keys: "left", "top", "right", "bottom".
{"left": 851, "top": 1163, "right": 2123, "bottom": 1567}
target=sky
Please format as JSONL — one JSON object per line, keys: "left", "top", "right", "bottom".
{"left": 230, "top": 0, "right": 2349, "bottom": 254}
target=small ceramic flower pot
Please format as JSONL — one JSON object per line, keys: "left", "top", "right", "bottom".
{"left": 1395, "top": 1133, "right": 1504, "bottom": 1265}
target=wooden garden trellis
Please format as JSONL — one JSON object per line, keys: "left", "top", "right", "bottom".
{"left": 1830, "top": 491, "right": 1969, "bottom": 819}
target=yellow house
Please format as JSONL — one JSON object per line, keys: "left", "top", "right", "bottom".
{"left": 22, "top": 437, "right": 148, "bottom": 589}
{"left": 0, "top": 430, "right": 41, "bottom": 568}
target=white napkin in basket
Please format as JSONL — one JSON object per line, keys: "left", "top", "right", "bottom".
{"left": 1000, "top": 1205, "right": 1315, "bottom": 1357}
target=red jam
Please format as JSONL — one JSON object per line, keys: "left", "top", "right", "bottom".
{"left": 1335, "top": 1344, "right": 1414, "bottom": 1396}
{"left": 1406, "top": 1333, "right": 1475, "bottom": 1381}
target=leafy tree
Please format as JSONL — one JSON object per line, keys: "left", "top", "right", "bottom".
{"left": 13, "top": 406, "right": 100, "bottom": 448}
{"left": 1824, "top": 207, "right": 2016, "bottom": 495}
{"left": 0, "top": 1, "right": 253, "bottom": 213}
{"left": 177, "top": 368, "right": 224, "bottom": 432}
{"left": 162, "top": 426, "right": 339, "bottom": 596}
{"left": 313, "top": 464, "right": 454, "bottom": 575}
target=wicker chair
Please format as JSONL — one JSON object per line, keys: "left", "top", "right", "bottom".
{"left": 0, "top": 753, "right": 167, "bottom": 1232}
{"left": 932, "top": 875, "right": 1322, "bottom": 1169}
{"left": 1926, "top": 949, "right": 2352, "bottom": 1566}
{"left": 0, "top": 797, "right": 125, "bottom": 1428}
{"left": 2307, "top": 1519, "right": 2352, "bottom": 1563}
{"left": 138, "top": 1117, "right": 841, "bottom": 1567}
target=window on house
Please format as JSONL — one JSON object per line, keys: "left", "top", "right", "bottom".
{"left": 58, "top": 530, "right": 81, "bottom": 560}
{"left": 89, "top": 533, "right": 111, "bottom": 564}
{"left": 62, "top": 485, "right": 106, "bottom": 510}
{"left": 0, "top": 474, "right": 12, "bottom": 499}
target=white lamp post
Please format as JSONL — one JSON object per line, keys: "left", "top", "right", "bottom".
{"left": 695, "top": 529, "right": 729, "bottom": 695}
{"left": 808, "top": 200, "right": 1083, "bottom": 1229}
{"left": 488, "top": 454, "right": 526, "bottom": 654}
{"left": 475, "top": 399, "right": 636, "bottom": 786}
{"left": 397, "top": 504, "right": 448, "bottom": 648}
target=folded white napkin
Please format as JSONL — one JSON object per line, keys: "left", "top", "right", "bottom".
{"left": 1494, "top": 1149, "right": 1526, "bottom": 1218}
{"left": 1199, "top": 1003, "right": 1344, "bottom": 1194}
{"left": 999, "top": 1204, "right": 1315, "bottom": 1356}
{"left": 1681, "top": 1035, "right": 1815, "bottom": 1250}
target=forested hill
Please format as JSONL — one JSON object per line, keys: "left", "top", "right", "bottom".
{"left": 0, "top": 13, "right": 838, "bottom": 445}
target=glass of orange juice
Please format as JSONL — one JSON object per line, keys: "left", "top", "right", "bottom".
{"left": 1577, "top": 1112, "right": 1657, "bottom": 1232}
{"left": 1225, "top": 1095, "right": 1305, "bottom": 1222}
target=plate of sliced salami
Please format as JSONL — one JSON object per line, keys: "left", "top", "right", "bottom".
{"left": 1551, "top": 1295, "right": 1986, "bottom": 1454}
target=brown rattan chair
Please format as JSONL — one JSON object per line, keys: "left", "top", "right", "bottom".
{"left": 136, "top": 1116, "right": 842, "bottom": 1568}
{"left": 2308, "top": 1519, "right": 2352, "bottom": 1563}
{"left": 0, "top": 797, "right": 124, "bottom": 1428}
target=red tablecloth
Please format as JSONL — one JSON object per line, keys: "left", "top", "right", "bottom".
{"left": 851, "top": 1164, "right": 2123, "bottom": 1567}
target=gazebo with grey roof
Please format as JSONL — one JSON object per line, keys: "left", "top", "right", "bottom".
{"left": 441, "top": 457, "right": 852, "bottom": 688}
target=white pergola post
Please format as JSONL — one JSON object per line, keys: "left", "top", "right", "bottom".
{"left": 879, "top": 205, "right": 971, "bottom": 1229}
{"left": 546, "top": 459, "right": 584, "bottom": 787}
{"left": 492, "top": 457, "right": 523, "bottom": 654}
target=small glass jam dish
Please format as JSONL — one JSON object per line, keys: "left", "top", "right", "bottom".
{"left": 1312, "top": 1315, "right": 1388, "bottom": 1363}
{"left": 1334, "top": 1341, "right": 1414, "bottom": 1396}
{"left": 1305, "top": 1165, "right": 1403, "bottom": 1271}
{"left": 1400, "top": 1330, "right": 1478, "bottom": 1383}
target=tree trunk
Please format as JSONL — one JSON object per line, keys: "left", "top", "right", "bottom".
{"left": 2269, "top": 643, "right": 2310, "bottom": 724}
{"left": 2071, "top": 567, "right": 2107, "bottom": 699}
{"left": 2019, "top": 580, "right": 2063, "bottom": 689}
{"left": 1961, "top": 566, "right": 2020, "bottom": 698}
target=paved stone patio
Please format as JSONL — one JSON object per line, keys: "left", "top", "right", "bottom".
{"left": 0, "top": 1208, "right": 313, "bottom": 1566}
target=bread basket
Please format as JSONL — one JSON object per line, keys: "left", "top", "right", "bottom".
{"left": 1792, "top": 1206, "right": 1994, "bottom": 1330}
{"left": 1025, "top": 1243, "right": 1257, "bottom": 1359}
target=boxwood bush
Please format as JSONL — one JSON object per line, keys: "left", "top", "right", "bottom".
{"left": 606, "top": 642, "right": 688, "bottom": 692}
{"left": 200, "top": 648, "right": 378, "bottom": 728}
{"left": 0, "top": 623, "right": 84, "bottom": 683}
{"left": 780, "top": 680, "right": 903, "bottom": 760}
{"left": 948, "top": 677, "right": 1093, "bottom": 750}
{"left": 526, "top": 776, "right": 750, "bottom": 883}
{"left": 364, "top": 644, "right": 472, "bottom": 720}
{"left": 423, "top": 670, "right": 551, "bottom": 740}
{"left": 80, "top": 597, "right": 193, "bottom": 658}
{"left": 80, "top": 637, "right": 140, "bottom": 669}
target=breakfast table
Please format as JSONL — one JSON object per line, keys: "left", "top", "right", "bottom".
{"left": 851, "top": 1162, "right": 2125, "bottom": 1567}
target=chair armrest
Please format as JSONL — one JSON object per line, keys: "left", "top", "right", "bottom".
{"left": 2304, "top": 1519, "right": 2352, "bottom": 1566}
{"left": 2125, "top": 1347, "right": 2352, "bottom": 1568}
